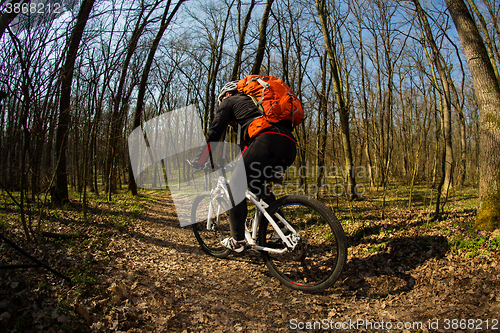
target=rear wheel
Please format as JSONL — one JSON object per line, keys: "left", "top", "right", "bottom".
{"left": 258, "top": 195, "right": 347, "bottom": 293}
{"left": 192, "top": 192, "right": 231, "bottom": 258}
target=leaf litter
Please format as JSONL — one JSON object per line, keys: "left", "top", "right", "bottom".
{"left": 0, "top": 190, "right": 499, "bottom": 332}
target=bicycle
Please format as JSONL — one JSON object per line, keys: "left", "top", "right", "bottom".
{"left": 190, "top": 163, "right": 347, "bottom": 293}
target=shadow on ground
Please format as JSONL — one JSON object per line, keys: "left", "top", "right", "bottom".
{"left": 337, "top": 234, "right": 449, "bottom": 298}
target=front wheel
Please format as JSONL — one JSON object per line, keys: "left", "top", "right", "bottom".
{"left": 192, "top": 192, "right": 231, "bottom": 258}
{"left": 258, "top": 195, "right": 347, "bottom": 293}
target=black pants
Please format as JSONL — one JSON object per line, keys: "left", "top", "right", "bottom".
{"left": 228, "top": 125, "right": 297, "bottom": 241}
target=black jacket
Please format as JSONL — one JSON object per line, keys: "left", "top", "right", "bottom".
{"left": 193, "top": 93, "right": 261, "bottom": 165}
{"left": 205, "top": 92, "right": 261, "bottom": 144}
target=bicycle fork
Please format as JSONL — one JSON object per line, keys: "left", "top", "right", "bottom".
{"left": 206, "top": 198, "right": 223, "bottom": 231}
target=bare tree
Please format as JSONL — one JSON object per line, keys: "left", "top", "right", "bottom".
{"left": 412, "top": 0, "right": 454, "bottom": 216}
{"left": 316, "top": 0, "right": 357, "bottom": 199}
{"left": 0, "top": 0, "right": 27, "bottom": 40}
{"left": 352, "top": 0, "right": 375, "bottom": 187}
{"left": 444, "top": 0, "right": 500, "bottom": 230}
{"left": 105, "top": 0, "right": 161, "bottom": 197}
{"left": 315, "top": 52, "right": 331, "bottom": 194}
{"left": 128, "top": 0, "right": 187, "bottom": 196}
{"left": 53, "top": 0, "right": 95, "bottom": 204}
{"left": 251, "top": 0, "right": 274, "bottom": 74}
{"left": 230, "top": 0, "right": 256, "bottom": 80}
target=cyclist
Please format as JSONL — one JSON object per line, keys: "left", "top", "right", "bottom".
{"left": 189, "top": 80, "right": 297, "bottom": 252}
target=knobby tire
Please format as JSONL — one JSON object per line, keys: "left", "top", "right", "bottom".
{"left": 258, "top": 195, "right": 347, "bottom": 293}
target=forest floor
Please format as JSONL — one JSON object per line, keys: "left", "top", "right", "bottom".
{"left": 1, "top": 185, "right": 500, "bottom": 332}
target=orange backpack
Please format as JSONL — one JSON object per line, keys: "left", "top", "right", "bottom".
{"left": 237, "top": 75, "right": 304, "bottom": 138}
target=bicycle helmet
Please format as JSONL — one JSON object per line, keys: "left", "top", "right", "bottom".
{"left": 217, "top": 81, "right": 239, "bottom": 103}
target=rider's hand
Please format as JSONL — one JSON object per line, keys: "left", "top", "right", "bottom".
{"left": 187, "top": 159, "right": 203, "bottom": 169}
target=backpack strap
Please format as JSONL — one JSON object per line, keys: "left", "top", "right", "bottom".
{"left": 248, "top": 95, "right": 264, "bottom": 113}
{"left": 255, "top": 78, "right": 270, "bottom": 105}
{"left": 246, "top": 76, "right": 270, "bottom": 106}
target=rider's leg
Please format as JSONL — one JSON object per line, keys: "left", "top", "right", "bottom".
{"left": 225, "top": 130, "right": 296, "bottom": 244}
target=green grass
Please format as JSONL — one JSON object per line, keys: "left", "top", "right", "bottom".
{"left": 324, "top": 231, "right": 336, "bottom": 241}
{"left": 367, "top": 242, "right": 388, "bottom": 253}
{"left": 70, "top": 268, "right": 99, "bottom": 286}
{"left": 0, "top": 214, "right": 9, "bottom": 229}
{"left": 452, "top": 233, "right": 500, "bottom": 259}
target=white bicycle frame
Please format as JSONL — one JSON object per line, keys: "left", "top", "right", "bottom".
{"left": 205, "top": 174, "right": 300, "bottom": 253}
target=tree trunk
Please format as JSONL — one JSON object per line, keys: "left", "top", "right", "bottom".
{"left": 354, "top": 7, "right": 375, "bottom": 188}
{"left": 457, "top": 109, "right": 467, "bottom": 186}
{"left": 413, "top": 0, "right": 454, "bottom": 212}
{"left": 128, "top": 0, "right": 186, "bottom": 195}
{"left": 449, "top": 77, "right": 468, "bottom": 187}
{"left": 251, "top": 0, "right": 274, "bottom": 75}
{"left": 105, "top": 4, "right": 154, "bottom": 198}
{"left": 465, "top": 0, "right": 500, "bottom": 86}
{"left": 316, "top": 0, "right": 357, "bottom": 199}
{"left": 230, "top": 0, "right": 256, "bottom": 80}
{"left": 316, "top": 53, "right": 329, "bottom": 196}
{"left": 444, "top": 0, "right": 500, "bottom": 230}
{"left": 53, "top": 0, "right": 95, "bottom": 204}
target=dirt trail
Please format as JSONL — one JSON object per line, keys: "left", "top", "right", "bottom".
{"left": 96, "top": 192, "right": 500, "bottom": 332}
{"left": 1, "top": 192, "right": 499, "bottom": 332}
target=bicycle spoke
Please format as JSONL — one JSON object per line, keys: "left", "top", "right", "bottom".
{"left": 192, "top": 193, "right": 231, "bottom": 258}
{"left": 259, "top": 195, "right": 347, "bottom": 293}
